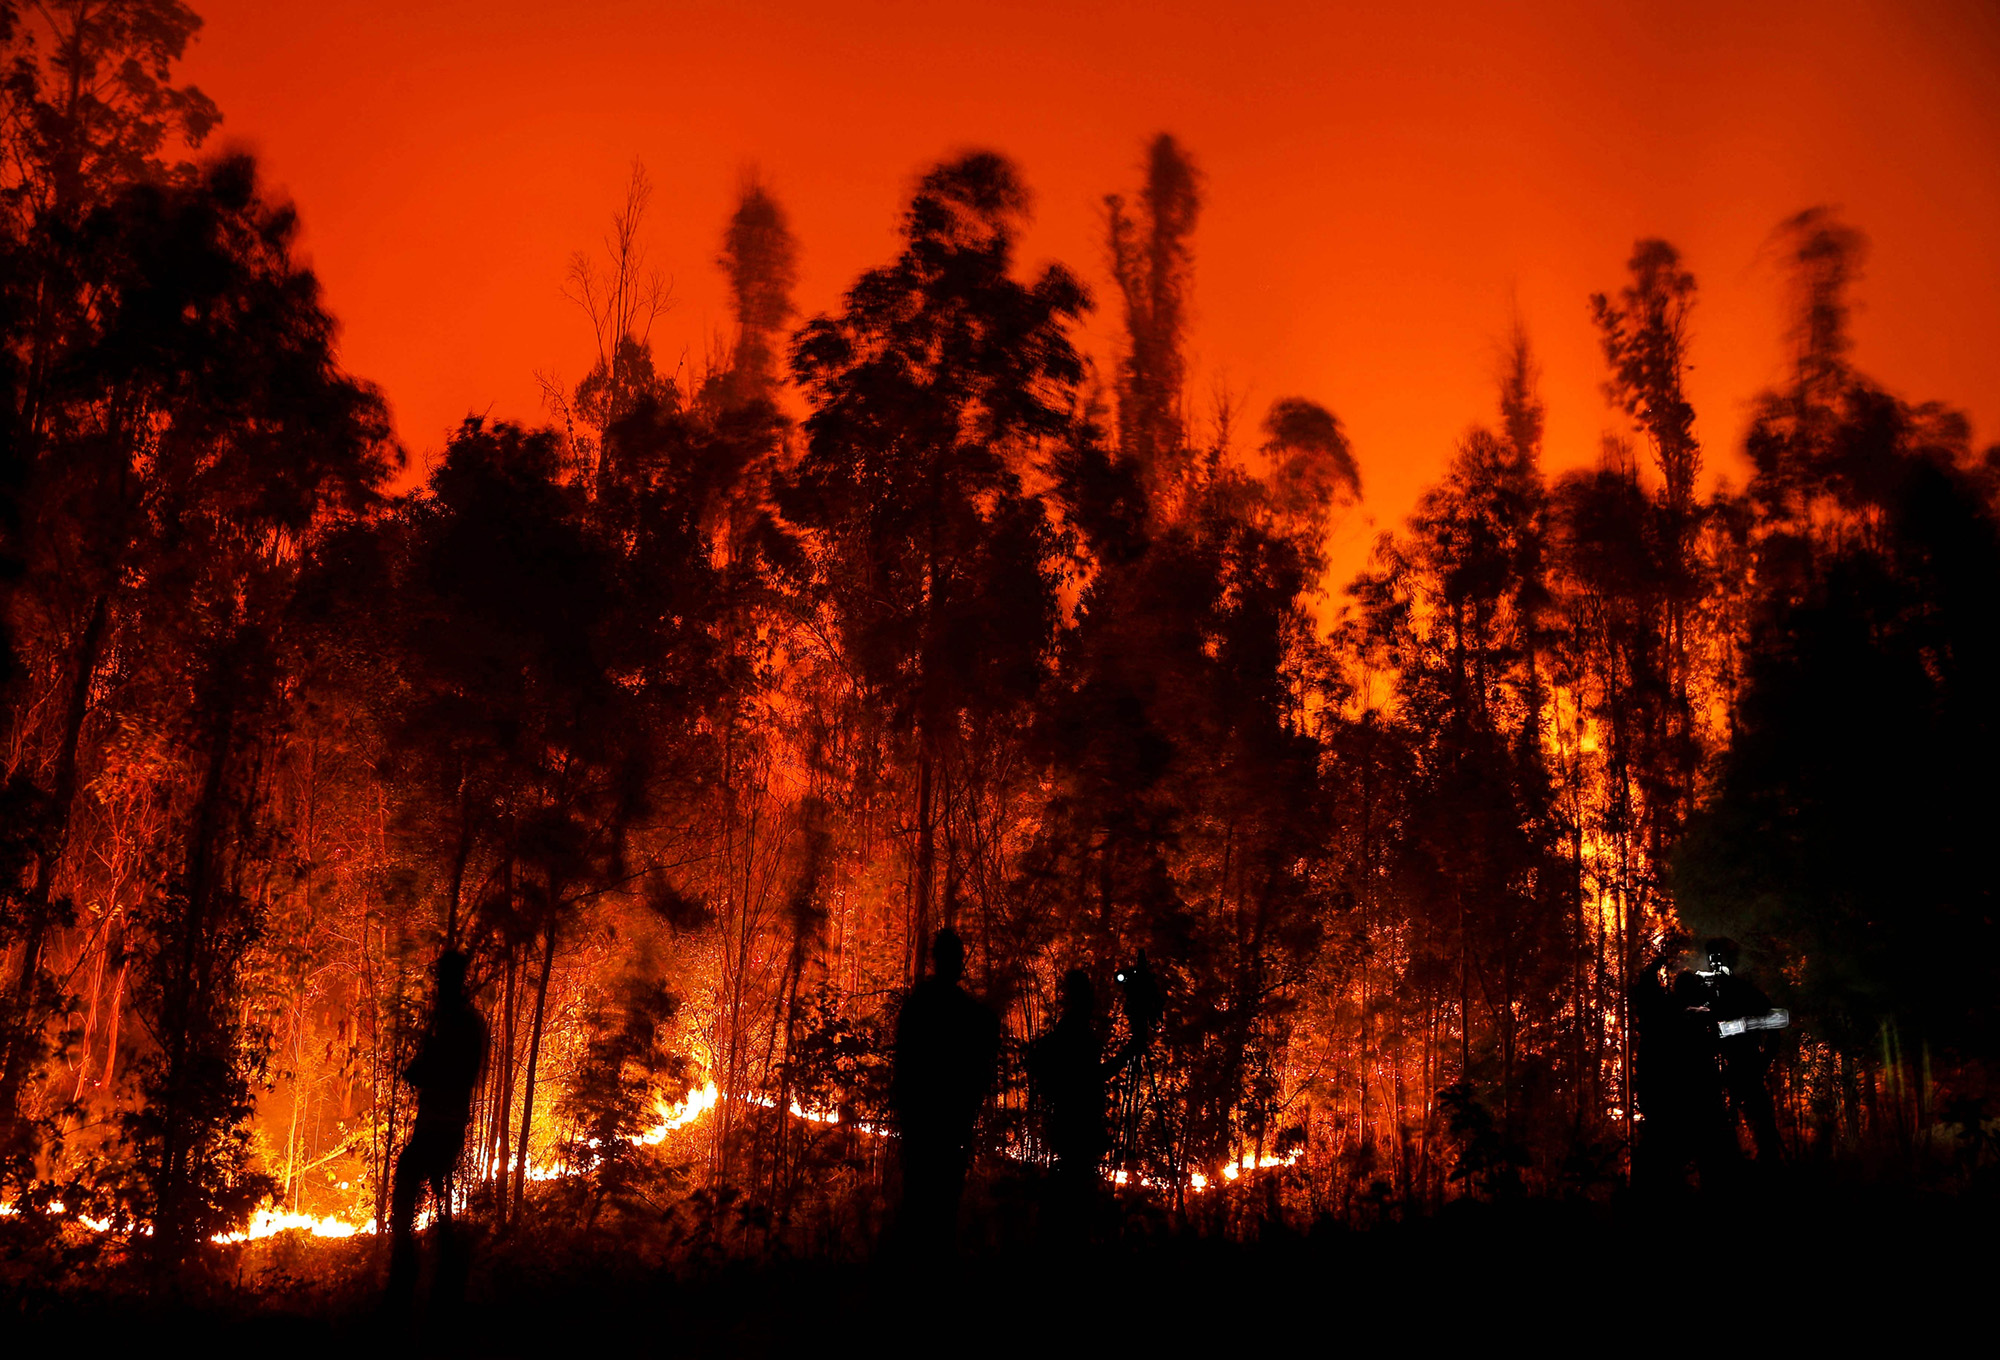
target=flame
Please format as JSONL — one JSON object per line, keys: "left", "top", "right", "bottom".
{"left": 216, "top": 1209, "right": 378, "bottom": 1243}
{"left": 635, "top": 1079, "right": 721, "bottom": 1144}
{"left": 1103, "top": 1149, "right": 1298, "bottom": 1195}
{"left": 0, "top": 1199, "right": 117, "bottom": 1232}
{"left": 790, "top": 1098, "right": 839, "bottom": 1124}
{"left": 1217, "top": 1150, "right": 1301, "bottom": 1182}
{"left": 9, "top": 1082, "right": 1290, "bottom": 1244}
{"left": 633, "top": 1082, "right": 883, "bottom": 1142}
{"left": 5, "top": 1198, "right": 382, "bottom": 1242}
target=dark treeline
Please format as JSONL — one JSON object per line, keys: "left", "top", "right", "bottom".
{"left": 0, "top": 0, "right": 1995, "bottom": 1276}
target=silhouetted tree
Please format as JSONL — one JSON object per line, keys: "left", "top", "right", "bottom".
{"left": 0, "top": 0, "right": 218, "bottom": 220}
{"left": 1346, "top": 333, "right": 1568, "bottom": 1181}
{"left": 68, "top": 155, "right": 395, "bottom": 1260}
{"left": 1679, "top": 217, "right": 2000, "bottom": 1083}
{"left": 559, "top": 971, "right": 683, "bottom": 1228}
{"left": 718, "top": 173, "right": 799, "bottom": 408}
{"left": 787, "top": 150, "right": 1084, "bottom": 977}
{"left": 1107, "top": 133, "right": 1199, "bottom": 512}
{"left": 1589, "top": 240, "right": 1704, "bottom": 830}
{"left": 0, "top": 0, "right": 227, "bottom": 1169}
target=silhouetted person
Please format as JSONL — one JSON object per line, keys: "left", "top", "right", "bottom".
{"left": 1629, "top": 960, "right": 1673, "bottom": 1189}
{"left": 1030, "top": 961, "right": 1156, "bottom": 1237}
{"left": 386, "top": 949, "right": 486, "bottom": 1309}
{"left": 1632, "top": 966, "right": 1735, "bottom": 1192}
{"left": 1031, "top": 970, "right": 1113, "bottom": 1226}
{"left": 1704, "top": 938, "right": 1787, "bottom": 1163}
{"left": 891, "top": 928, "right": 999, "bottom": 1252}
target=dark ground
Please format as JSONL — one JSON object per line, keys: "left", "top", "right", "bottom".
{"left": 4, "top": 1175, "right": 1992, "bottom": 1354}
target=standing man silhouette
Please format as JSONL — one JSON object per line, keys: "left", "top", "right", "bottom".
{"left": 891, "top": 928, "right": 999, "bottom": 1252}
{"left": 1030, "top": 959, "right": 1156, "bottom": 1238}
{"left": 1704, "top": 937, "right": 1788, "bottom": 1163}
{"left": 1631, "top": 961, "right": 1736, "bottom": 1192}
{"left": 1031, "top": 969, "right": 1112, "bottom": 1220}
{"left": 386, "top": 948, "right": 486, "bottom": 1308}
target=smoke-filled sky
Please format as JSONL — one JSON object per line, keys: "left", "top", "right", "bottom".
{"left": 183, "top": 0, "right": 2000, "bottom": 577}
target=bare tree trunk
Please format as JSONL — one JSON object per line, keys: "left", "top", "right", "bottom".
{"left": 913, "top": 741, "right": 934, "bottom": 979}
{"left": 0, "top": 592, "right": 108, "bottom": 1126}
{"left": 490, "top": 948, "right": 517, "bottom": 1225}
{"left": 444, "top": 799, "right": 473, "bottom": 950}
{"left": 511, "top": 921, "right": 558, "bottom": 1221}
{"left": 154, "top": 633, "right": 247, "bottom": 1253}
{"left": 99, "top": 958, "right": 128, "bottom": 1101}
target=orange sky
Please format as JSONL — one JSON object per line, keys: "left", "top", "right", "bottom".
{"left": 181, "top": 0, "right": 2000, "bottom": 577}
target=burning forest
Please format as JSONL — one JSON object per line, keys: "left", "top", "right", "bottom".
{"left": 1, "top": 0, "right": 1998, "bottom": 1343}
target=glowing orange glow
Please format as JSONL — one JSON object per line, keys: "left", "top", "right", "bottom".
{"left": 10, "top": 0, "right": 1987, "bottom": 1252}
{"left": 179, "top": 0, "right": 2000, "bottom": 586}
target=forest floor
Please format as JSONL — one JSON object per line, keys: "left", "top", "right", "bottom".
{"left": 3, "top": 1174, "right": 1991, "bottom": 1353}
